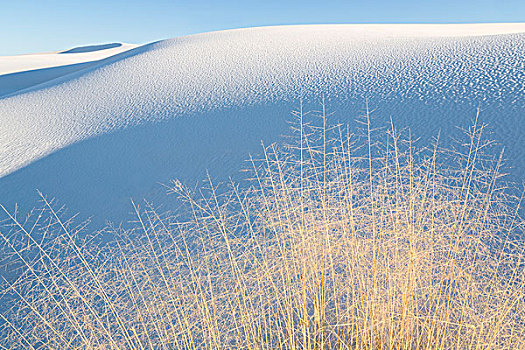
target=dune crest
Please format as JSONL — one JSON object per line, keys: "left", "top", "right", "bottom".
{"left": 0, "top": 24, "right": 524, "bottom": 224}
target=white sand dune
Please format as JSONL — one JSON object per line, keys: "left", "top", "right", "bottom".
{"left": 0, "top": 43, "right": 138, "bottom": 75}
{"left": 0, "top": 24, "right": 524, "bottom": 224}
{"left": 0, "top": 43, "right": 138, "bottom": 97}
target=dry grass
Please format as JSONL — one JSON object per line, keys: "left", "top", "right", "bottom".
{"left": 1, "top": 103, "right": 525, "bottom": 349}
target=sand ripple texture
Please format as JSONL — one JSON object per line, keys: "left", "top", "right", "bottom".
{"left": 0, "top": 24, "right": 524, "bottom": 223}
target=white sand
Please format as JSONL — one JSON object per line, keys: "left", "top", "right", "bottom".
{"left": 0, "top": 43, "right": 138, "bottom": 75}
{"left": 0, "top": 24, "right": 524, "bottom": 224}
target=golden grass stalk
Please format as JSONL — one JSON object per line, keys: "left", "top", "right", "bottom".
{"left": 1, "top": 104, "right": 524, "bottom": 349}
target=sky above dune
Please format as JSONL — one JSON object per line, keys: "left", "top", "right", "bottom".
{"left": 1, "top": 0, "right": 524, "bottom": 55}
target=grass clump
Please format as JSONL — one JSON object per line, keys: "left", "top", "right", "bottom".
{"left": 1, "top": 104, "right": 525, "bottom": 349}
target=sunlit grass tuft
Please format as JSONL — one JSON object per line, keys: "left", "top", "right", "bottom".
{"left": 1, "top": 104, "right": 524, "bottom": 349}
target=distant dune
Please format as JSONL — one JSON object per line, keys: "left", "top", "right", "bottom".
{"left": 60, "top": 43, "right": 124, "bottom": 54}
{"left": 0, "top": 24, "right": 524, "bottom": 225}
{"left": 0, "top": 42, "right": 137, "bottom": 75}
{"left": 0, "top": 43, "right": 137, "bottom": 97}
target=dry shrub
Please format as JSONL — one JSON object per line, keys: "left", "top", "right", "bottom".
{"left": 1, "top": 104, "right": 524, "bottom": 349}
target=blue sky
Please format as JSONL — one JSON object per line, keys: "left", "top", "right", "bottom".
{"left": 1, "top": 0, "right": 524, "bottom": 55}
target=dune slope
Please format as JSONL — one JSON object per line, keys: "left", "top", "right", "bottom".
{"left": 0, "top": 43, "right": 138, "bottom": 97}
{"left": 0, "top": 24, "right": 524, "bottom": 224}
